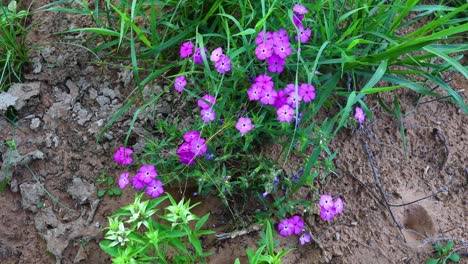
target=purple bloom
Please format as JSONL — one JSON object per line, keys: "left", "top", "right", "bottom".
{"left": 273, "top": 29, "right": 290, "bottom": 44}
{"left": 180, "top": 41, "right": 194, "bottom": 58}
{"left": 293, "top": 4, "right": 308, "bottom": 15}
{"left": 255, "top": 74, "right": 274, "bottom": 90}
{"left": 273, "top": 89, "right": 288, "bottom": 109}
{"left": 277, "top": 104, "right": 294, "bottom": 123}
{"left": 278, "top": 219, "right": 294, "bottom": 237}
{"left": 193, "top": 47, "right": 207, "bottom": 64}
{"left": 267, "top": 54, "right": 286, "bottom": 73}
{"left": 190, "top": 137, "right": 207, "bottom": 156}
{"left": 138, "top": 164, "right": 158, "bottom": 184}
{"left": 260, "top": 87, "right": 278, "bottom": 105}
{"left": 274, "top": 177, "right": 279, "bottom": 185}
{"left": 319, "top": 194, "right": 334, "bottom": 210}
{"left": 235, "top": 117, "right": 253, "bottom": 136}
{"left": 205, "top": 153, "right": 215, "bottom": 160}
{"left": 201, "top": 108, "right": 216, "bottom": 123}
{"left": 247, "top": 83, "right": 263, "bottom": 101}
{"left": 293, "top": 13, "right": 304, "bottom": 28}
{"left": 131, "top": 175, "right": 145, "bottom": 191}
{"left": 299, "top": 233, "right": 311, "bottom": 245}
{"left": 320, "top": 206, "right": 336, "bottom": 222}
{"left": 284, "top": 83, "right": 297, "bottom": 94}
{"left": 118, "top": 172, "right": 130, "bottom": 189}
{"left": 262, "top": 192, "right": 268, "bottom": 198}
{"left": 174, "top": 75, "right": 187, "bottom": 92}
{"left": 197, "top": 94, "right": 216, "bottom": 109}
{"left": 255, "top": 43, "right": 273, "bottom": 60}
{"left": 113, "top": 146, "right": 133, "bottom": 165}
{"left": 177, "top": 149, "right": 195, "bottom": 165}
{"left": 354, "top": 107, "right": 365, "bottom": 124}
{"left": 289, "top": 215, "right": 304, "bottom": 235}
{"left": 183, "top": 131, "right": 200, "bottom": 143}
{"left": 296, "top": 27, "right": 311, "bottom": 43}
{"left": 210, "top": 47, "right": 223, "bottom": 62}
{"left": 146, "top": 180, "right": 164, "bottom": 198}
{"left": 255, "top": 31, "right": 273, "bottom": 45}
{"left": 215, "top": 54, "right": 231, "bottom": 74}
{"left": 273, "top": 41, "right": 292, "bottom": 59}
{"left": 286, "top": 91, "right": 302, "bottom": 108}
{"left": 334, "top": 197, "right": 344, "bottom": 214}
{"left": 299, "top": 83, "right": 316, "bottom": 103}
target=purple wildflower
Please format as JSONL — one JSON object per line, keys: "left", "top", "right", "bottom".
{"left": 201, "top": 108, "right": 216, "bottom": 123}
{"left": 146, "top": 180, "right": 164, "bottom": 198}
{"left": 190, "top": 137, "right": 207, "bottom": 157}
{"left": 138, "top": 164, "right": 158, "bottom": 184}
{"left": 354, "top": 107, "right": 365, "bottom": 124}
{"left": 131, "top": 175, "right": 145, "bottom": 191}
{"left": 255, "top": 43, "right": 273, "bottom": 60}
{"left": 215, "top": 54, "right": 231, "bottom": 74}
{"left": 267, "top": 54, "right": 286, "bottom": 73}
{"left": 277, "top": 104, "right": 294, "bottom": 123}
{"left": 113, "top": 146, "right": 133, "bottom": 165}
{"left": 174, "top": 75, "right": 187, "bottom": 92}
{"left": 293, "top": 13, "right": 304, "bottom": 28}
{"left": 334, "top": 197, "right": 344, "bottom": 214}
{"left": 193, "top": 47, "right": 207, "bottom": 64}
{"left": 273, "top": 29, "right": 290, "bottom": 44}
{"left": 299, "top": 83, "right": 316, "bottom": 103}
{"left": 299, "top": 233, "right": 311, "bottom": 245}
{"left": 210, "top": 47, "right": 223, "bottom": 62}
{"left": 286, "top": 91, "right": 302, "bottom": 108}
{"left": 320, "top": 206, "right": 336, "bottom": 222}
{"left": 180, "top": 41, "right": 194, "bottom": 58}
{"left": 278, "top": 219, "right": 294, "bottom": 237}
{"left": 197, "top": 94, "right": 216, "bottom": 109}
{"left": 296, "top": 27, "right": 311, "bottom": 43}
{"left": 319, "top": 194, "right": 334, "bottom": 210}
{"left": 118, "top": 172, "right": 130, "bottom": 189}
{"left": 273, "top": 41, "right": 292, "bottom": 59}
{"left": 260, "top": 87, "right": 278, "bottom": 105}
{"left": 235, "top": 117, "right": 253, "bottom": 136}
{"left": 289, "top": 215, "right": 304, "bottom": 235}
{"left": 255, "top": 74, "right": 274, "bottom": 90}
{"left": 247, "top": 83, "right": 263, "bottom": 101}
{"left": 183, "top": 131, "right": 201, "bottom": 143}
{"left": 255, "top": 31, "right": 273, "bottom": 45}
{"left": 293, "top": 4, "right": 308, "bottom": 15}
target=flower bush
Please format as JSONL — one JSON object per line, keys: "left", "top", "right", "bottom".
{"left": 57, "top": 0, "right": 468, "bottom": 261}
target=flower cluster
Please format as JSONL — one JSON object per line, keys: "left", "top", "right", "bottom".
{"left": 247, "top": 75, "right": 316, "bottom": 123}
{"left": 177, "top": 131, "right": 207, "bottom": 165}
{"left": 254, "top": 29, "right": 291, "bottom": 73}
{"left": 198, "top": 94, "right": 216, "bottom": 123}
{"left": 292, "top": 4, "right": 311, "bottom": 43}
{"left": 113, "top": 146, "right": 164, "bottom": 199}
{"left": 124, "top": 165, "right": 164, "bottom": 198}
{"left": 210, "top": 47, "right": 231, "bottom": 74}
{"left": 113, "top": 146, "right": 133, "bottom": 165}
{"left": 319, "top": 194, "right": 344, "bottom": 222}
{"left": 276, "top": 215, "right": 311, "bottom": 245}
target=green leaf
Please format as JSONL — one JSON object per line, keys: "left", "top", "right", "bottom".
{"left": 97, "top": 189, "right": 106, "bottom": 197}
{"left": 426, "top": 258, "right": 440, "bottom": 264}
{"left": 112, "top": 188, "right": 122, "bottom": 196}
{"left": 107, "top": 189, "right": 114, "bottom": 196}
{"left": 195, "top": 213, "right": 210, "bottom": 232}
{"left": 233, "top": 28, "right": 256, "bottom": 36}
{"left": 448, "top": 253, "right": 460, "bottom": 262}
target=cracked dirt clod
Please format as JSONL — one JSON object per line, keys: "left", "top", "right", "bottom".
{"left": 19, "top": 182, "right": 45, "bottom": 213}
{"left": 67, "top": 177, "right": 97, "bottom": 205}
{"left": 35, "top": 207, "right": 100, "bottom": 264}
{"left": 0, "top": 92, "right": 18, "bottom": 113}
{"left": 7, "top": 82, "right": 41, "bottom": 111}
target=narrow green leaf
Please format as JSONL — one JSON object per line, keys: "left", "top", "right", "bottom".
{"left": 448, "top": 253, "right": 460, "bottom": 262}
